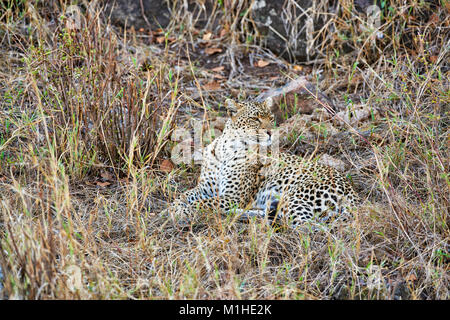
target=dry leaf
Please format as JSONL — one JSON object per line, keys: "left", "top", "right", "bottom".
{"left": 205, "top": 47, "right": 222, "bottom": 55}
{"left": 256, "top": 59, "right": 270, "bottom": 68}
{"left": 428, "top": 13, "right": 439, "bottom": 25}
{"left": 211, "top": 66, "right": 224, "bottom": 72}
{"left": 100, "top": 171, "right": 114, "bottom": 181}
{"left": 202, "top": 32, "right": 212, "bottom": 41}
{"left": 269, "top": 76, "right": 279, "bottom": 81}
{"left": 318, "top": 154, "right": 347, "bottom": 172}
{"left": 429, "top": 55, "right": 438, "bottom": 64}
{"left": 405, "top": 273, "right": 417, "bottom": 282}
{"left": 219, "top": 28, "right": 227, "bottom": 38}
{"left": 96, "top": 181, "right": 111, "bottom": 187}
{"left": 160, "top": 159, "right": 174, "bottom": 173}
{"left": 202, "top": 80, "right": 221, "bottom": 91}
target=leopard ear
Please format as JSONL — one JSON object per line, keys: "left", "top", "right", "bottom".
{"left": 264, "top": 97, "right": 274, "bottom": 109}
{"left": 225, "top": 99, "right": 239, "bottom": 117}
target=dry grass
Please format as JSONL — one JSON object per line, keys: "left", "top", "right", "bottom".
{"left": 0, "top": 0, "right": 448, "bottom": 299}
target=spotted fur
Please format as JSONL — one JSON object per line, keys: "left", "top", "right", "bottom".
{"left": 238, "top": 153, "right": 359, "bottom": 227}
{"left": 163, "top": 98, "right": 275, "bottom": 223}
{"left": 163, "top": 98, "right": 358, "bottom": 227}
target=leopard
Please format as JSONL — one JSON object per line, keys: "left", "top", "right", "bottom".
{"left": 162, "top": 97, "right": 359, "bottom": 228}
{"left": 236, "top": 153, "right": 359, "bottom": 227}
{"left": 163, "top": 97, "right": 275, "bottom": 224}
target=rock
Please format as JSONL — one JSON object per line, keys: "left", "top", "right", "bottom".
{"left": 277, "top": 112, "right": 339, "bottom": 143}
{"left": 103, "top": 0, "right": 216, "bottom": 31}
{"left": 102, "top": 1, "right": 363, "bottom": 62}
{"left": 251, "top": 0, "right": 382, "bottom": 61}
{"left": 102, "top": 1, "right": 326, "bottom": 61}
{"left": 211, "top": 117, "right": 227, "bottom": 132}
{"left": 334, "top": 104, "right": 379, "bottom": 126}
{"left": 103, "top": 0, "right": 171, "bottom": 30}
{"left": 277, "top": 114, "right": 312, "bottom": 140}
{"left": 251, "top": 0, "right": 326, "bottom": 61}
{"left": 318, "top": 153, "right": 347, "bottom": 172}
{"left": 354, "top": 0, "right": 378, "bottom": 12}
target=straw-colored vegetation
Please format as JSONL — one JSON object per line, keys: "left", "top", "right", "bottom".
{"left": 0, "top": 0, "right": 448, "bottom": 299}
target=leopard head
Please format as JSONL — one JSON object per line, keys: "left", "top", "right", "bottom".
{"left": 224, "top": 97, "right": 275, "bottom": 131}
{"left": 221, "top": 98, "right": 275, "bottom": 156}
